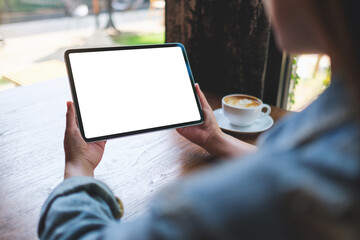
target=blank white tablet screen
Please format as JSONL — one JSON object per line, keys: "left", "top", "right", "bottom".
{"left": 68, "top": 46, "right": 202, "bottom": 139}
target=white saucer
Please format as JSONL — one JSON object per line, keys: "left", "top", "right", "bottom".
{"left": 213, "top": 108, "right": 274, "bottom": 133}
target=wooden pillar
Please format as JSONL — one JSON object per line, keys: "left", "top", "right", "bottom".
{"left": 166, "top": 0, "right": 271, "bottom": 98}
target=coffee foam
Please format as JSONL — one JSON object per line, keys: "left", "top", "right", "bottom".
{"left": 225, "top": 96, "right": 260, "bottom": 108}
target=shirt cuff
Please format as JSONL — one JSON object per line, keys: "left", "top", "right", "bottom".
{"left": 38, "top": 176, "right": 123, "bottom": 236}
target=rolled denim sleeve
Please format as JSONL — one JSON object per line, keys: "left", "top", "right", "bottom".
{"left": 38, "top": 176, "right": 122, "bottom": 240}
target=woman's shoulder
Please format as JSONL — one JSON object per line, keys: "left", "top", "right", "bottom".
{"left": 257, "top": 76, "right": 358, "bottom": 153}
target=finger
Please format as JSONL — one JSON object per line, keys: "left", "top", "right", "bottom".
{"left": 73, "top": 102, "right": 79, "bottom": 128}
{"left": 95, "top": 140, "right": 107, "bottom": 150}
{"left": 176, "top": 127, "right": 184, "bottom": 134}
{"left": 195, "top": 83, "right": 212, "bottom": 111}
{"left": 66, "top": 101, "right": 77, "bottom": 130}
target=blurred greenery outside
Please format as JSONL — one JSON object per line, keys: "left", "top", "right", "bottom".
{"left": 0, "top": 0, "right": 91, "bottom": 11}
{"left": 0, "top": 76, "right": 16, "bottom": 90}
{"left": 0, "top": 77, "right": 6, "bottom": 85}
{"left": 0, "top": 0, "right": 64, "bottom": 13}
{"left": 287, "top": 54, "right": 331, "bottom": 111}
{"left": 112, "top": 31, "right": 165, "bottom": 45}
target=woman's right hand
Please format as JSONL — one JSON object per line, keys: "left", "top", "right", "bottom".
{"left": 176, "top": 84, "right": 223, "bottom": 149}
{"left": 177, "top": 84, "right": 257, "bottom": 158}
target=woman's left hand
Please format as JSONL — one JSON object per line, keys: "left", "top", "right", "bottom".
{"left": 63, "top": 101, "right": 106, "bottom": 179}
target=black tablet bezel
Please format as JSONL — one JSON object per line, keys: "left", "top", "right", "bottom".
{"left": 64, "top": 43, "right": 204, "bottom": 142}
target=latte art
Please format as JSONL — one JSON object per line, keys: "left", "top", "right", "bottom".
{"left": 225, "top": 96, "right": 260, "bottom": 108}
{"left": 222, "top": 94, "right": 271, "bottom": 127}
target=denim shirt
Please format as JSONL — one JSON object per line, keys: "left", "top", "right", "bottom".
{"left": 38, "top": 76, "right": 360, "bottom": 240}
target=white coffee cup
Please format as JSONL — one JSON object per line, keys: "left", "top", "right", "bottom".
{"left": 222, "top": 94, "right": 271, "bottom": 127}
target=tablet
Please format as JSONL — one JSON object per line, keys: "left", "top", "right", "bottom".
{"left": 64, "top": 43, "right": 203, "bottom": 142}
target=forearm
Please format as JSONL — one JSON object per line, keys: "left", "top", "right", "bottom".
{"left": 204, "top": 132, "right": 257, "bottom": 158}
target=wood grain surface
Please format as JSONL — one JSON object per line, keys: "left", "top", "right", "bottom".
{"left": 0, "top": 77, "right": 288, "bottom": 240}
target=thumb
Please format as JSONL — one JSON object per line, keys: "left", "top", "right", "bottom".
{"left": 66, "top": 101, "right": 77, "bottom": 130}
{"left": 176, "top": 127, "right": 184, "bottom": 134}
{"left": 195, "top": 83, "right": 211, "bottom": 110}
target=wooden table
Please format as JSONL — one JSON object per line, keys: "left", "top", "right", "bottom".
{"left": 0, "top": 77, "right": 288, "bottom": 240}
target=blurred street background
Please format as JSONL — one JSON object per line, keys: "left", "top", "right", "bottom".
{"left": 0, "top": 0, "right": 165, "bottom": 90}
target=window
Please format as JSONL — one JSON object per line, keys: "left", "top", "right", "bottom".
{"left": 287, "top": 54, "right": 331, "bottom": 111}
{"left": 0, "top": 0, "right": 165, "bottom": 91}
